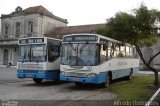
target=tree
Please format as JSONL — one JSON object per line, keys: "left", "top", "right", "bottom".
{"left": 97, "top": 4, "right": 160, "bottom": 86}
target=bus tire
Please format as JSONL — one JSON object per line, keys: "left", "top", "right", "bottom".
{"left": 127, "top": 70, "right": 132, "bottom": 80}
{"left": 33, "top": 78, "right": 43, "bottom": 84}
{"left": 101, "top": 74, "right": 111, "bottom": 88}
{"left": 127, "top": 73, "right": 132, "bottom": 80}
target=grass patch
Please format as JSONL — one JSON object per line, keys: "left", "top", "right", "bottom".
{"left": 107, "top": 75, "right": 157, "bottom": 100}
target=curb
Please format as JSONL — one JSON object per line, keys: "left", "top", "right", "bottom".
{"left": 145, "top": 88, "right": 160, "bottom": 106}
{"left": 137, "top": 71, "right": 160, "bottom": 75}
{"left": 0, "top": 65, "right": 17, "bottom": 68}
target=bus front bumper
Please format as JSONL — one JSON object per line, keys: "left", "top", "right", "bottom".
{"left": 17, "top": 70, "right": 59, "bottom": 80}
{"left": 60, "top": 72, "right": 107, "bottom": 84}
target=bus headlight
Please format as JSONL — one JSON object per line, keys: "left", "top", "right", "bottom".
{"left": 61, "top": 72, "right": 66, "bottom": 76}
{"left": 86, "top": 73, "right": 97, "bottom": 77}
{"left": 87, "top": 66, "right": 92, "bottom": 71}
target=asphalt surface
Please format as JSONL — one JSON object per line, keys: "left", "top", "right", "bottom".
{"left": 1, "top": 66, "right": 159, "bottom": 106}
{"left": 0, "top": 67, "right": 116, "bottom": 106}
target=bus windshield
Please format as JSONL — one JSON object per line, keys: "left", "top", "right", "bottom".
{"left": 61, "top": 43, "right": 99, "bottom": 66}
{"left": 18, "top": 44, "right": 47, "bottom": 62}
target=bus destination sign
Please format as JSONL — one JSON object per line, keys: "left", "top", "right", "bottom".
{"left": 63, "top": 35, "right": 98, "bottom": 42}
{"left": 19, "top": 38, "right": 44, "bottom": 44}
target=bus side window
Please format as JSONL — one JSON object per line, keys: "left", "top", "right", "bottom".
{"left": 100, "top": 43, "right": 107, "bottom": 63}
{"left": 48, "top": 45, "right": 60, "bottom": 62}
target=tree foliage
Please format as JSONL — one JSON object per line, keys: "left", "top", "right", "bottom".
{"left": 97, "top": 4, "right": 159, "bottom": 46}
{"left": 97, "top": 4, "right": 160, "bottom": 86}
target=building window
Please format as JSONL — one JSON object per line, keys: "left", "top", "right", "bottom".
{"left": 28, "top": 21, "right": 33, "bottom": 33}
{"left": 16, "top": 22, "right": 20, "bottom": 34}
{"left": 5, "top": 24, "right": 9, "bottom": 35}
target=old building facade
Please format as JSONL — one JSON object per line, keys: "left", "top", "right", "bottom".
{"left": 0, "top": 5, "right": 67, "bottom": 65}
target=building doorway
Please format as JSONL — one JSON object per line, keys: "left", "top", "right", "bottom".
{"left": 3, "top": 49, "right": 9, "bottom": 65}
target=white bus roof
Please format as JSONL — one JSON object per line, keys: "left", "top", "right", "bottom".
{"left": 63, "top": 33, "right": 121, "bottom": 43}
{"left": 18, "top": 37, "right": 61, "bottom": 41}
{"left": 18, "top": 37, "right": 61, "bottom": 45}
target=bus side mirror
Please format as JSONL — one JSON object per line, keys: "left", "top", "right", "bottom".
{"left": 103, "top": 43, "right": 107, "bottom": 50}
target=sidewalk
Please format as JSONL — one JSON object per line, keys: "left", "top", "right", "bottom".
{"left": 0, "top": 65, "right": 17, "bottom": 68}
{"left": 137, "top": 70, "right": 160, "bottom": 75}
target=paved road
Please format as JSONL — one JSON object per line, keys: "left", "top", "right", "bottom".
{"left": 0, "top": 67, "right": 17, "bottom": 81}
{"left": 0, "top": 67, "right": 116, "bottom": 106}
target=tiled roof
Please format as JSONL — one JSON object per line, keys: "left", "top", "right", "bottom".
{"left": 23, "top": 5, "right": 67, "bottom": 23}
{"left": 24, "top": 5, "right": 53, "bottom": 17}
{"left": 1, "top": 5, "right": 67, "bottom": 23}
{"left": 47, "top": 24, "right": 105, "bottom": 38}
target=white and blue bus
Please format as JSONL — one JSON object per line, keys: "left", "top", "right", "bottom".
{"left": 17, "top": 37, "right": 61, "bottom": 84}
{"left": 60, "top": 34, "right": 139, "bottom": 87}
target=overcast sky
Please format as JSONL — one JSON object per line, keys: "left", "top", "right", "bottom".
{"left": 0, "top": 0, "right": 160, "bottom": 26}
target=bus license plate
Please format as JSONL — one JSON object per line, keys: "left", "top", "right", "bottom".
{"left": 26, "top": 74, "right": 32, "bottom": 78}
{"left": 72, "top": 78, "right": 80, "bottom": 81}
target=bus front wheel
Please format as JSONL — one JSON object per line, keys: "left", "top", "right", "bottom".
{"left": 33, "top": 78, "right": 43, "bottom": 84}
{"left": 126, "top": 72, "right": 132, "bottom": 80}
{"left": 126, "top": 69, "right": 133, "bottom": 80}
{"left": 101, "top": 74, "right": 111, "bottom": 88}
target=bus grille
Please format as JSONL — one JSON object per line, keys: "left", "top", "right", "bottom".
{"left": 65, "top": 72, "right": 87, "bottom": 77}
{"left": 18, "top": 64, "right": 43, "bottom": 70}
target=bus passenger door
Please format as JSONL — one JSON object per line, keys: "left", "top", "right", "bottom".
{"left": 48, "top": 44, "right": 60, "bottom": 62}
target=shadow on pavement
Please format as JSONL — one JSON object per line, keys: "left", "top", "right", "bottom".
{"left": 21, "top": 80, "right": 68, "bottom": 87}
{"left": 21, "top": 76, "right": 130, "bottom": 89}
{"left": 65, "top": 83, "right": 103, "bottom": 91}
{"left": 65, "top": 76, "right": 130, "bottom": 91}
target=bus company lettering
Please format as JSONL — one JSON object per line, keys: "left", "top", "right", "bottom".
{"left": 75, "top": 36, "right": 96, "bottom": 41}
{"left": 117, "top": 62, "right": 127, "bottom": 66}
{"left": 63, "top": 35, "right": 97, "bottom": 42}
